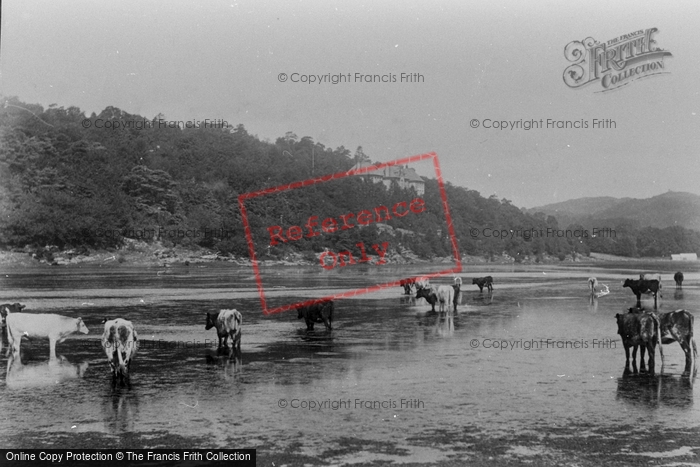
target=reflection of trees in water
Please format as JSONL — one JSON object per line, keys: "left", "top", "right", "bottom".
{"left": 616, "top": 374, "right": 694, "bottom": 409}
{"left": 5, "top": 354, "right": 88, "bottom": 389}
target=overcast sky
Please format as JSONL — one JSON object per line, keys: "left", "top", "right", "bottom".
{"left": 2, "top": 0, "right": 698, "bottom": 207}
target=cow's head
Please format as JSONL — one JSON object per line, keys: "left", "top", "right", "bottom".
{"left": 472, "top": 278, "right": 480, "bottom": 285}
{"left": 297, "top": 307, "right": 304, "bottom": 320}
{"left": 205, "top": 312, "right": 218, "bottom": 330}
{"left": 614, "top": 313, "right": 625, "bottom": 336}
{"left": 416, "top": 287, "right": 435, "bottom": 302}
{"left": 76, "top": 317, "right": 89, "bottom": 334}
{"left": 1, "top": 303, "right": 26, "bottom": 323}
{"left": 622, "top": 279, "right": 633, "bottom": 288}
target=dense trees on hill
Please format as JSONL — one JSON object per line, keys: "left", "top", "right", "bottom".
{"left": 1, "top": 97, "right": 698, "bottom": 260}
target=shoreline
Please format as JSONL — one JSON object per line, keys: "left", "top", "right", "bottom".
{"left": 0, "top": 243, "right": 694, "bottom": 269}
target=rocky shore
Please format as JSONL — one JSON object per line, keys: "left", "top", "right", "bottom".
{"left": 0, "top": 240, "right": 667, "bottom": 269}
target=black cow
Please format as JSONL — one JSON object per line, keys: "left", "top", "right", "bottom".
{"left": 623, "top": 279, "right": 661, "bottom": 308}
{"left": 615, "top": 310, "right": 663, "bottom": 374}
{"left": 472, "top": 276, "right": 494, "bottom": 293}
{"left": 674, "top": 271, "right": 684, "bottom": 289}
{"left": 297, "top": 301, "right": 333, "bottom": 331}
{"left": 451, "top": 277, "right": 462, "bottom": 312}
{"left": 416, "top": 286, "right": 438, "bottom": 312}
{"left": 399, "top": 278, "right": 415, "bottom": 295}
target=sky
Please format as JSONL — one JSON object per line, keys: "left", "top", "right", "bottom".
{"left": 1, "top": 0, "right": 699, "bottom": 208}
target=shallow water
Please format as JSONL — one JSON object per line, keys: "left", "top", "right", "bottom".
{"left": 1, "top": 262, "right": 699, "bottom": 464}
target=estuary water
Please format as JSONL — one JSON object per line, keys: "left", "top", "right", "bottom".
{"left": 1, "top": 261, "right": 698, "bottom": 465}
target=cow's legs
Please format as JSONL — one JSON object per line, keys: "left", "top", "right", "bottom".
{"left": 49, "top": 338, "right": 58, "bottom": 361}
{"left": 623, "top": 344, "right": 632, "bottom": 374}
{"left": 631, "top": 345, "right": 640, "bottom": 374}
{"left": 646, "top": 342, "right": 655, "bottom": 374}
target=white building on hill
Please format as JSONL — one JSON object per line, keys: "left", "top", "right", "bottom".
{"left": 349, "top": 160, "right": 425, "bottom": 195}
{"left": 671, "top": 253, "right": 698, "bottom": 261}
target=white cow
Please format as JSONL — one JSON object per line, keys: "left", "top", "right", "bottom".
{"left": 205, "top": 309, "right": 242, "bottom": 350}
{"left": 436, "top": 285, "right": 455, "bottom": 313}
{"left": 101, "top": 318, "right": 138, "bottom": 382}
{"left": 6, "top": 313, "right": 89, "bottom": 360}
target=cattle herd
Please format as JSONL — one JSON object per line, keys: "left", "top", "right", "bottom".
{"left": 0, "top": 303, "right": 244, "bottom": 386}
{"left": 0, "top": 269, "right": 695, "bottom": 384}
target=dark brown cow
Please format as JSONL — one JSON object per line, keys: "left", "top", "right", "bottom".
{"left": 416, "top": 286, "right": 438, "bottom": 312}
{"left": 674, "top": 271, "right": 684, "bottom": 289}
{"left": 399, "top": 278, "right": 415, "bottom": 295}
{"left": 623, "top": 278, "right": 661, "bottom": 308}
{"left": 451, "top": 277, "right": 462, "bottom": 312}
{"left": 615, "top": 310, "right": 663, "bottom": 374}
{"left": 658, "top": 309, "right": 696, "bottom": 376}
{"left": 472, "top": 276, "right": 494, "bottom": 293}
{"left": 297, "top": 301, "right": 333, "bottom": 331}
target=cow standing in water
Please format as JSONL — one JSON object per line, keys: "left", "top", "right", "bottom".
{"left": 297, "top": 302, "right": 333, "bottom": 331}
{"left": 588, "top": 278, "right": 598, "bottom": 294}
{"left": 657, "top": 309, "right": 697, "bottom": 376}
{"left": 101, "top": 318, "right": 138, "bottom": 384}
{"left": 452, "top": 277, "right": 462, "bottom": 312}
{"left": 399, "top": 278, "right": 415, "bottom": 295}
{"left": 206, "top": 309, "right": 243, "bottom": 349}
{"left": 623, "top": 278, "right": 661, "bottom": 309}
{"left": 416, "top": 286, "right": 438, "bottom": 312}
{"left": 472, "top": 276, "right": 494, "bottom": 293}
{"left": 6, "top": 313, "right": 89, "bottom": 360}
{"left": 674, "top": 272, "right": 684, "bottom": 289}
{"left": 615, "top": 310, "right": 663, "bottom": 375}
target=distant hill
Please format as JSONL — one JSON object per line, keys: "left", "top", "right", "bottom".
{"left": 530, "top": 191, "right": 700, "bottom": 231}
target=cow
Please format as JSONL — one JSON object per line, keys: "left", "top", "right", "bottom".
{"left": 615, "top": 310, "right": 663, "bottom": 374}
{"left": 205, "top": 309, "right": 243, "bottom": 348}
{"left": 101, "top": 318, "right": 138, "bottom": 383}
{"left": 623, "top": 278, "right": 661, "bottom": 308}
{"left": 640, "top": 273, "right": 663, "bottom": 296}
{"left": 452, "top": 277, "right": 462, "bottom": 311}
{"left": 0, "top": 303, "right": 26, "bottom": 356}
{"left": 6, "top": 313, "right": 89, "bottom": 360}
{"left": 588, "top": 277, "right": 598, "bottom": 294}
{"left": 416, "top": 286, "right": 438, "bottom": 312}
{"left": 297, "top": 301, "right": 333, "bottom": 331}
{"left": 472, "top": 276, "right": 494, "bottom": 293}
{"left": 399, "top": 278, "right": 415, "bottom": 295}
{"left": 436, "top": 285, "right": 455, "bottom": 313}
{"left": 657, "top": 309, "right": 697, "bottom": 376}
{"left": 415, "top": 277, "right": 430, "bottom": 289}
{"left": 674, "top": 271, "right": 684, "bottom": 289}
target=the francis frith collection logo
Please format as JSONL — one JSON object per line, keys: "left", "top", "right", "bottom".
{"left": 563, "top": 28, "right": 672, "bottom": 92}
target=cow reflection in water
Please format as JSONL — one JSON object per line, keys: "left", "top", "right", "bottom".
{"left": 588, "top": 295, "right": 599, "bottom": 313}
{"left": 205, "top": 347, "right": 242, "bottom": 380}
{"left": 103, "top": 387, "right": 139, "bottom": 434}
{"left": 5, "top": 353, "right": 88, "bottom": 389}
{"left": 616, "top": 374, "right": 693, "bottom": 408}
{"left": 433, "top": 312, "right": 455, "bottom": 338}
